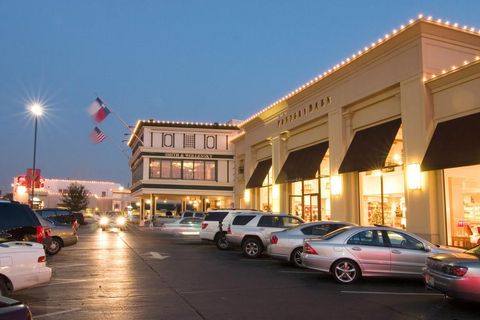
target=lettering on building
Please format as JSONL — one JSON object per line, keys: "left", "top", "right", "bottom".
{"left": 277, "top": 96, "right": 332, "bottom": 127}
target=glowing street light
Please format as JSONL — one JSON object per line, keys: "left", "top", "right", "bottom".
{"left": 29, "top": 102, "right": 44, "bottom": 208}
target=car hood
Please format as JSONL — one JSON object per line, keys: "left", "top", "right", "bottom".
{"left": 430, "top": 252, "right": 480, "bottom": 263}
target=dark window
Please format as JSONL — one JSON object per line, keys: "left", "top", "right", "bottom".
{"left": 101, "top": 191, "right": 106, "bottom": 197}
{"left": 281, "top": 217, "right": 302, "bottom": 228}
{"left": 386, "top": 231, "right": 424, "bottom": 250}
{"left": 302, "top": 224, "right": 332, "bottom": 236}
{"left": 204, "top": 211, "right": 229, "bottom": 222}
{"left": 347, "top": 230, "right": 385, "bottom": 246}
{"left": 258, "top": 216, "right": 283, "bottom": 228}
{"left": 232, "top": 215, "right": 255, "bottom": 225}
{"left": 183, "top": 212, "right": 194, "bottom": 218}
{"left": 0, "top": 203, "right": 37, "bottom": 228}
{"left": 39, "top": 210, "right": 57, "bottom": 218}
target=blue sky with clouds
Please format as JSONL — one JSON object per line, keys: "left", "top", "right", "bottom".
{"left": 1, "top": 0, "right": 479, "bottom": 193}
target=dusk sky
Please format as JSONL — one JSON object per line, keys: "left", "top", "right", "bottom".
{"left": 1, "top": 0, "right": 479, "bottom": 194}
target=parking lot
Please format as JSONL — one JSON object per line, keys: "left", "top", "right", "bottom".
{"left": 11, "top": 224, "right": 479, "bottom": 320}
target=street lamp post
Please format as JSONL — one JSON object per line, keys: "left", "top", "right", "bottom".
{"left": 29, "top": 103, "right": 43, "bottom": 208}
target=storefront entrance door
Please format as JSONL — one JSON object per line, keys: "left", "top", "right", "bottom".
{"left": 303, "top": 194, "right": 319, "bottom": 222}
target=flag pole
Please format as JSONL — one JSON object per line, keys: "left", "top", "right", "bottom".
{"left": 97, "top": 96, "right": 144, "bottom": 147}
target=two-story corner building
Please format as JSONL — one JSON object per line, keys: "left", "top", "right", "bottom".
{"left": 232, "top": 16, "right": 480, "bottom": 248}
{"left": 127, "top": 120, "right": 240, "bottom": 223}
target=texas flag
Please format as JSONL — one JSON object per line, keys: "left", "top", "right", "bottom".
{"left": 88, "top": 97, "right": 111, "bottom": 123}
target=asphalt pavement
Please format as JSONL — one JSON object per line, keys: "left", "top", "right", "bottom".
{"left": 11, "top": 223, "right": 479, "bottom": 320}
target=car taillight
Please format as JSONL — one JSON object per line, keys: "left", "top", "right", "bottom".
{"left": 271, "top": 234, "right": 278, "bottom": 244}
{"left": 304, "top": 242, "right": 318, "bottom": 255}
{"left": 442, "top": 265, "right": 468, "bottom": 277}
{"left": 227, "top": 225, "right": 232, "bottom": 234}
{"left": 36, "top": 225, "right": 44, "bottom": 244}
{"left": 38, "top": 256, "right": 46, "bottom": 263}
{"left": 201, "top": 222, "right": 208, "bottom": 229}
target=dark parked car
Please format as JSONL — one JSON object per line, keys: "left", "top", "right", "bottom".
{"left": 0, "top": 296, "right": 32, "bottom": 320}
{"left": 0, "top": 200, "right": 52, "bottom": 248}
{"left": 36, "top": 208, "right": 80, "bottom": 228}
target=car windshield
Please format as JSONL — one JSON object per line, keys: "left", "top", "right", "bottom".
{"left": 465, "top": 245, "right": 480, "bottom": 257}
{"left": 321, "top": 226, "right": 354, "bottom": 240}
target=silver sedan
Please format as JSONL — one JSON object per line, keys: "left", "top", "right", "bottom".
{"left": 301, "top": 226, "right": 463, "bottom": 284}
{"left": 267, "top": 221, "right": 355, "bottom": 267}
{"left": 424, "top": 245, "right": 480, "bottom": 302}
{"left": 36, "top": 214, "right": 78, "bottom": 255}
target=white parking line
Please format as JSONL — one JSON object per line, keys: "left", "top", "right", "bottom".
{"left": 341, "top": 290, "right": 444, "bottom": 296}
{"left": 33, "top": 308, "right": 81, "bottom": 319}
{"left": 40, "top": 279, "right": 87, "bottom": 286}
{"left": 51, "top": 263, "right": 88, "bottom": 268}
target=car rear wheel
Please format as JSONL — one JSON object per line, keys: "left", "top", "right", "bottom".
{"left": 332, "top": 259, "right": 360, "bottom": 284}
{"left": 215, "top": 233, "right": 229, "bottom": 250}
{"left": 47, "top": 237, "right": 62, "bottom": 255}
{"left": 290, "top": 247, "right": 303, "bottom": 268}
{"left": 242, "top": 238, "right": 263, "bottom": 258}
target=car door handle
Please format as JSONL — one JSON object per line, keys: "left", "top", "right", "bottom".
{"left": 351, "top": 247, "right": 361, "bottom": 251}
{"left": 391, "top": 249, "right": 402, "bottom": 254}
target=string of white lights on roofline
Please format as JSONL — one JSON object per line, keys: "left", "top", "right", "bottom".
{"left": 239, "top": 14, "right": 480, "bottom": 127}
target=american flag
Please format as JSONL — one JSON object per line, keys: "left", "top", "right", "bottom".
{"left": 90, "top": 126, "right": 106, "bottom": 144}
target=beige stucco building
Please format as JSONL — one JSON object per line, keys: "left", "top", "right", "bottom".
{"left": 128, "top": 120, "right": 239, "bottom": 223}
{"left": 232, "top": 17, "right": 480, "bottom": 248}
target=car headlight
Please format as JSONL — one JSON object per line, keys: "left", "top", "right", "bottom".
{"left": 116, "top": 216, "right": 126, "bottom": 225}
{"left": 100, "top": 217, "right": 109, "bottom": 225}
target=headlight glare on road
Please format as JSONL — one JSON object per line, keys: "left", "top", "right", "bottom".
{"left": 100, "top": 217, "right": 109, "bottom": 225}
{"left": 116, "top": 216, "right": 126, "bottom": 225}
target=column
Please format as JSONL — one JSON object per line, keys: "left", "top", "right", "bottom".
{"left": 139, "top": 198, "right": 145, "bottom": 226}
{"left": 400, "top": 75, "right": 444, "bottom": 244}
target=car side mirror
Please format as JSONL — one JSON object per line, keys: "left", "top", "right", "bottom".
{"left": 424, "top": 245, "right": 431, "bottom": 252}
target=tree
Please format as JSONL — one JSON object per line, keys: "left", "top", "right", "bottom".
{"left": 60, "top": 183, "right": 89, "bottom": 211}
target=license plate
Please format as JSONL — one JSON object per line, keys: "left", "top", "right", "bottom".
{"left": 425, "top": 274, "right": 435, "bottom": 287}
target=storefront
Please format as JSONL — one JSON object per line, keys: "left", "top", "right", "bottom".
{"left": 232, "top": 17, "right": 480, "bottom": 246}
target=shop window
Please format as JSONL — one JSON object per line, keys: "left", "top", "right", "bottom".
{"left": 288, "top": 150, "right": 331, "bottom": 222}
{"left": 149, "top": 159, "right": 161, "bottom": 179}
{"left": 359, "top": 127, "right": 405, "bottom": 229}
{"left": 183, "top": 161, "right": 194, "bottom": 180}
{"left": 205, "top": 161, "right": 216, "bottom": 181}
{"left": 161, "top": 160, "right": 172, "bottom": 179}
{"left": 259, "top": 167, "right": 273, "bottom": 211}
{"left": 444, "top": 165, "right": 480, "bottom": 248}
{"left": 172, "top": 161, "right": 182, "bottom": 179}
{"left": 194, "top": 161, "right": 205, "bottom": 180}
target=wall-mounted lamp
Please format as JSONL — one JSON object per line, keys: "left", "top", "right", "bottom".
{"left": 244, "top": 189, "right": 251, "bottom": 203}
{"left": 407, "top": 163, "right": 421, "bottom": 190}
{"left": 331, "top": 175, "right": 342, "bottom": 196}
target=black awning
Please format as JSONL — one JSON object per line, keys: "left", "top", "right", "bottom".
{"left": 246, "top": 159, "right": 272, "bottom": 189}
{"left": 421, "top": 112, "right": 480, "bottom": 171}
{"left": 276, "top": 142, "right": 329, "bottom": 184}
{"left": 339, "top": 118, "right": 401, "bottom": 173}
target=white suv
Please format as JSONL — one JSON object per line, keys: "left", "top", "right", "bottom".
{"left": 199, "top": 209, "right": 261, "bottom": 250}
{"left": 224, "top": 212, "right": 304, "bottom": 258}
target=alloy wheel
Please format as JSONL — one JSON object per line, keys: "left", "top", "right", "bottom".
{"left": 334, "top": 261, "right": 357, "bottom": 283}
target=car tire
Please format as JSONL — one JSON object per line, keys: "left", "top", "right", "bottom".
{"left": 47, "top": 237, "right": 62, "bottom": 255}
{"left": 242, "top": 238, "right": 263, "bottom": 258}
{"left": 290, "top": 247, "right": 304, "bottom": 268}
{"left": 215, "top": 233, "right": 229, "bottom": 250}
{"left": 0, "top": 277, "right": 11, "bottom": 296}
{"left": 331, "top": 259, "right": 360, "bottom": 284}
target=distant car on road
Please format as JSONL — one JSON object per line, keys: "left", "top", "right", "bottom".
{"left": 0, "top": 241, "right": 52, "bottom": 296}
{"left": 301, "top": 226, "right": 463, "bottom": 284}
{"left": 267, "top": 221, "right": 355, "bottom": 267}
{"left": 160, "top": 217, "right": 204, "bottom": 236}
{"left": 0, "top": 200, "right": 52, "bottom": 250}
{"left": 424, "top": 245, "right": 480, "bottom": 302}
{"left": 98, "top": 212, "right": 127, "bottom": 231}
{"left": 36, "top": 214, "right": 78, "bottom": 255}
